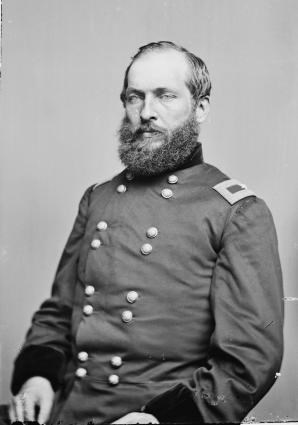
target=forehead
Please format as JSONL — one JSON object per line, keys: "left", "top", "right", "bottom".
{"left": 127, "top": 50, "right": 190, "bottom": 91}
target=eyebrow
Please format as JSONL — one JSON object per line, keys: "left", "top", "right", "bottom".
{"left": 154, "top": 87, "right": 178, "bottom": 96}
{"left": 126, "top": 88, "right": 144, "bottom": 97}
{"left": 126, "top": 87, "right": 178, "bottom": 96}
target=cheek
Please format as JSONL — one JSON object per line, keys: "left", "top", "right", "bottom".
{"left": 162, "top": 103, "right": 192, "bottom": 126}
{"left": 125, "top": 107, "right": 140, "bottom": 126}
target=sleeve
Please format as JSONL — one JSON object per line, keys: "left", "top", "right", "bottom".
{"left": 143, "top": 197, "right": 284, "bottom": 423}
{"left": 11, "top": 186, "right": 93, "bottom": 395}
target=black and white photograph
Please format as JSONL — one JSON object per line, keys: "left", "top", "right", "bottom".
{"left": 0, "top": 1, "right": 297, "bottom": 424}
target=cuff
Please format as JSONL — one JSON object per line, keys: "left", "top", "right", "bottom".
{"left": 11, "top": 345, "right": 66, "bottom": 395}
{"left": 141, "top": 383, "right": 203, "bottom": 424}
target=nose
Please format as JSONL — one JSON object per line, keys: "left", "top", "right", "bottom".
{"left": 140, "top": 96, "right": 157, "bottom": 122}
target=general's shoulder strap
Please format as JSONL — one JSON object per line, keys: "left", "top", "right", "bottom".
{"left": 213, "top": 179, "right": 255, "bottom": 205}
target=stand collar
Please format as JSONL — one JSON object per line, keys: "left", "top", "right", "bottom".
{"left": 176, "top": 143, "right": 204, "bottom": 171}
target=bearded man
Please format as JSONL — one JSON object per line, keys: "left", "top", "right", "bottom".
{"left": 9, "top": 41, "right": 283, "bottom": 424}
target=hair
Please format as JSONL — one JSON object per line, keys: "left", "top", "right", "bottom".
{"left": 120, "top": 41, "right": 211, "bottom": 106}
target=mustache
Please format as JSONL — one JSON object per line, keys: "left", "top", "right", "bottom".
{"left": 135, "top": 123, "right": 166, "bottom": 136}
{"left": 121, "top": 117, "right": 165, "bottom": 134}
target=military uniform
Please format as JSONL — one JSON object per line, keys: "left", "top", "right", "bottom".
{"left": 11, "top": 145, "right": 284, "bottom": 424}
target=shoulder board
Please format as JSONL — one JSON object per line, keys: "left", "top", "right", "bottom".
{"left": 212, "top": 179, "right": 255, "bottom": 205}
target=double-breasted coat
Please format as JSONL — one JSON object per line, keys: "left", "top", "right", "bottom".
{"left": 12, "top": 146, "right": 284, "bottom": 424}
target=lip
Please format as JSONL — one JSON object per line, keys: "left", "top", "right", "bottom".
{"left": 142, "top": 130, "right": 160, "bottom": 136}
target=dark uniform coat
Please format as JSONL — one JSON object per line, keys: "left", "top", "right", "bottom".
{"left": 12, "top": 146, "right": 284, "bottom": 424}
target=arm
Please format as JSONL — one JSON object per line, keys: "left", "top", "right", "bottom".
{"left": 143, "top": 197, "right": 284, "bottom": 423}
{"left": 11, "top": 186, "right": 93, "bottom": 395}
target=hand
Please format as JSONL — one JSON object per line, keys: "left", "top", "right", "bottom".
{"left": 9, "top": 376, "right": 54, "bottom": 424}
{"left": 112, "top": 411, "right": 159, "bottom": 424}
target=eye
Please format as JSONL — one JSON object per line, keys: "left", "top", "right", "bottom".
{"left": 126, "top": 94, "right": 142, "bottom": 104}
{"left": 159, "top": 93, "right": 177, "bottom": 101}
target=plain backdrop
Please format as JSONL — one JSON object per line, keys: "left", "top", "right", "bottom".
{"left": 0, "top": 0, "right": 297, "bottom": 421}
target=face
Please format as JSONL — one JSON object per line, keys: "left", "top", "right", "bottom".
{"left": 118, "top": 49, "right": 208, "bottom": 176}
{"left": 124, "top": 49, "right": 194, "bottom": 150}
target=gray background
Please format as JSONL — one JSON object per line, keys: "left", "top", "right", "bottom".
{"left": 0, "top": 0, "right": 297, "bottom": 421}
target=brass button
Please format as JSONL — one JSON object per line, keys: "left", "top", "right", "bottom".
{"left": 77, "top": 351, "right": 88, "bottom": 362}
{"left": 168, "top": 175, "right": 178, "bottom": 184}
{"left": 146, "top": 227, "right": 158, "bottom": 239}
{"left": 141, "top": 243, "right": 152, "bottom": 255}
{"left": 108, "top": 374, "right": 119, "bottom": 385}
{"left": 91, "top": 239, "right": 101, "bottom": 249}
{"left": 117, "top": 184, "right": 127, "bottom": 193}
{"left": 126, "top": 291, "right": 139, "bottom": 304}
{"left": 110, "top": 356, "right": 122, "bottom": 368}
{"left": 121, "top": 310, "right": 133, "bottom": 323}
{"left": 75, "top": 367, "right": 87, "bottom": 378}
{"left": 126, "top": 172, "right": 134, "bottom": 181}
{"left": 161, "top": 188, "right": 173, "bottom": 199}
{"left": 96, "top": 221, "right": 108, "bottom": 231}
{"left": 83, "top": 305, "right": 93, "bottom": 316}
{"left": 85, "top": 285, "right": 95, "bottom": 296}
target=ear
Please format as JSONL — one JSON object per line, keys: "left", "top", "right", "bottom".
{"left": 195, "top": 98, "right": 210, "bottom": 124}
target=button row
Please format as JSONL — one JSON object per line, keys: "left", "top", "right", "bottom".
{"left": 124, "top": 173, "right": 178, "bottom": 185}
{"left": 92, "top": 230, "right": 158, "bottom": 254}
{"left": 76, "top": 367, "right": 120, "bottom": 386}
{"left": 76, "top": 353, "right": 123, "bottom": 385}
{"left": 91, "top": 220, "right": 108, "bottom": 249}
{"left": 116, "top": 174, "right": 178, "bottom": 198}
{"left": 83, "top": 306, "right": 133, "bottom": 322}
{"left": 84, "top": 288, "right": 138, "bottom": 302}
{"left": 141, "top": 226, "right": 159, "bottom": 255}
{"left": 83, "top": 290, "right": 138, "bottom": 318}
{"left": 117, "top": 185, "right": 174, "bottom": 199}
{"left": 121, "top": 289, "right": 140, "bottom": 322}
{"left": 84, "top": 307, "right": 133, "bottom": 323}
{"left": 77, "top": 352, "right": 123, "bottom": 368}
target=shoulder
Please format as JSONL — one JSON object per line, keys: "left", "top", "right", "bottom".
{"left": 79, "top": 179, "right": 112, "bottom": 203}
{"left": 91, "top": 179, "right": 112, "bottom": 193}
{"left": 197, "top": 164, "right": 273, "bottom": 227}
{"left": 75, "top": 176, "right": 115, "bottom": 208}
{"left": 80, "top": 170, "right": 127, "bottom": 208}
{"left": 202, "top": 163, "right": 256, "bottom": 206}
{"left": 88, "top": 170, "right": 125, "bottom": 195}
{"left": 212, "top": 178, "right": 255, "bottom": 206}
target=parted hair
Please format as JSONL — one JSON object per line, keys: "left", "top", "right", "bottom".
{"left": 120, "top": 41, "right": 211, "bottom": 105}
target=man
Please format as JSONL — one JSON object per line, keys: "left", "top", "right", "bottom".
{"left": 9, "top": 41, "right": 283, "bottom": 424}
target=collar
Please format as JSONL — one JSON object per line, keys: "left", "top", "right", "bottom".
{"left": 177, "top": 143, "right": 204, "bottom": 171}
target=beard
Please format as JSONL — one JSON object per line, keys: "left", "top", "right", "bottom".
{"left": 118, "top": 113, "right": 200, "bottom": 177}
